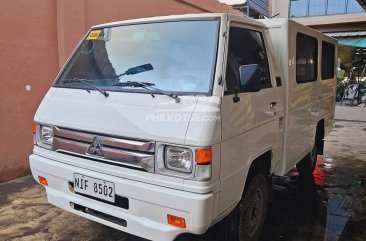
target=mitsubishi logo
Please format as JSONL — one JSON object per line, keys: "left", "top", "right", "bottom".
{"left": 86, "top": 136, "right": 104, "bottom": 158}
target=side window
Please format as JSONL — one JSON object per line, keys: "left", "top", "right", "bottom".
{"left": 296, "top": 33, "right": 318, "bottom": 83}
{"left": 321, "top": 41, "right": 335, "bottom": 79}
{"left": 225, "top": 27, "right": 271, "bottom": 95}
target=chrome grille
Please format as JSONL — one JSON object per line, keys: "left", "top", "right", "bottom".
{"left": 53, "top": 127, "right": 155, "bottom": 171}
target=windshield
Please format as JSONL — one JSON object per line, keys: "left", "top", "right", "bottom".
{"left": 54, "top": 19, "right": 220, "bottom": 95}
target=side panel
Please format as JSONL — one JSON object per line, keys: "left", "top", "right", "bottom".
{"left": 286, "top": 21, "right": 336, "bottom": 171}
{"left": 261, "top": 19, "right": 337, "bottom": 175}
{"left": 219, "top": 116, "right": 279, "bottom": 214}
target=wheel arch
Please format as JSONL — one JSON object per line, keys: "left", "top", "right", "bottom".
{"left": 220, "top": 150, "right": 272, "bottom": 241}
{"left": 242, "top": 150, "right": 272, "bottom": 195}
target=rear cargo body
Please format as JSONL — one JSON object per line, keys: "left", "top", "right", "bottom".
{"left": 260, "top": 19, "right": 337, "bottom": 175}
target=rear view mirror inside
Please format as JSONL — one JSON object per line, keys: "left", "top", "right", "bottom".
{"left": 124, "top": 63, "right": 154, "bottom": 76}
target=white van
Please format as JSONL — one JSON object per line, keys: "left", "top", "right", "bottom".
{"left": 30, "top": 13, "right": 337, "bottom": 241}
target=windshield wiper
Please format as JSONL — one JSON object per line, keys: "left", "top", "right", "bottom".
{"left": 112, "top": 81, "right": 180, "bottom": 103}
{"left": 63, "top": 78, "right": 109, "bottom": 98}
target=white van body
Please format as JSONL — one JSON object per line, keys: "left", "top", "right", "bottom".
{"left": 29, "top": 14, "right": 337, "bottom": 241}
{"left": 259, "top": 18, "right": 336, "bottom": 175}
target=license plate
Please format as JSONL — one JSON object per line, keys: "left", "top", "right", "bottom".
{"left": 74, "top": 173, "right": 115, "bottom": 203}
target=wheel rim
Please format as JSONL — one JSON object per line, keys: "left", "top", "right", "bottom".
{"left": 247, "top": 188, "right": 263, "bottom": 236}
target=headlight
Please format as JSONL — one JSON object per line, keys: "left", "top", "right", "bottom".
{"left": 164, "top": 146, "right": 193, "bottom": 173}
{"left": 36, "top": 125, "right": 53, "bottom": 149}
{"left": 157, "top": 144, "right": 212, "bottom": 180}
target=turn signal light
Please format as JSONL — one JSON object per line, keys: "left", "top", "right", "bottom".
{"left": 195, "top": 148, "right": 212, "bottom": 164}
{"left": 167, "top": 214, "right": 186, "bottom": 228}
{"left": 38, "top": 176, "right": 48, "bottom": 186}
{"left": 32, "top": 122, "right": 37, "bottom": 134}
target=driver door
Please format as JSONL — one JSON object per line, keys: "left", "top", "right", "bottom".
{"left": 219, "top": 23, "right": 284, "bottom": 213}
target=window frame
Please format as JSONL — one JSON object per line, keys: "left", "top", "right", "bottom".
{"left": 224, "top": 24, "right": 273, "bottom": 96}
{"left": 296, "top": 32, "right": 318, "bottom": 84}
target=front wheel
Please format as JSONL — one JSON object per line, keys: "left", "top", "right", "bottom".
{"left": 222, "top": 172, "right": 269, "bottom": 241}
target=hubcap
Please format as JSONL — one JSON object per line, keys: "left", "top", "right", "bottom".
{"left": 247, "top": 188, "right": 263, "bottom": 236}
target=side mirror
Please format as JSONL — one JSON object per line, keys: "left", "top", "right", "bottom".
{"left": 239, "top": 64, "right": 261, "bottom": 92}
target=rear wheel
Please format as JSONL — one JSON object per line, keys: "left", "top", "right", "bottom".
{"left": 296, "top": 138, "right": 319, "bottom": 176}
{"left": 222, "top": 172, "right": 269, "bottom": 241}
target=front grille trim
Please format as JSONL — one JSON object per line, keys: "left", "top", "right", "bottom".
{"left": 53, "top": 127, "right": 155, "bottom": 171}
{"left": 58, "top": 150, "right": 145, "bottom": 170}
{"left": 54, "top": 127, "right": 155, "bottom": 152}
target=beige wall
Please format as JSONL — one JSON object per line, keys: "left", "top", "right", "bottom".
{"left": 0, "top": 0, "right": 59, "bottom": 182}
{"left": 0, "top": 0, "right": 240, "bottom": 182}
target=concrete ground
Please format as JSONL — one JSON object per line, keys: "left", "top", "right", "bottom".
{"left": 1, "top": 106, "right": 366, "bottom": 241}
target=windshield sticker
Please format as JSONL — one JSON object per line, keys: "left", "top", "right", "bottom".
{"left": 87, "top": 30, "right": 102, "bottom": 40}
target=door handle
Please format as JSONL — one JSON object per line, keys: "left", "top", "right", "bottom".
{"left": 270, "top": 102, "right": 277, "bottom": 110}
{"left": 265, "top": 102, "right": 277, "bottom": 116}
{"left": 270, "top": 102, "right": 277, "bottom": 115}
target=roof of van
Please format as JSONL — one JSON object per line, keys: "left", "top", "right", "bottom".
{"left": 92, "top": 13, "right": 264, "bottom": 29}
{"left": 259, "top": 18, "right": 337, "bottom": 43}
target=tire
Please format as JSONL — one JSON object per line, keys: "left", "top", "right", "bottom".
{"left": 296, "top": 138, "right": 318, "bottom": 176}
{"left": 222, "top": 172, "right": 269, "bottom": 241}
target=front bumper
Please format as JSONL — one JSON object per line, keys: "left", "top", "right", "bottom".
{"left": 29, "top": 154, "right": 215, "bottom": 241}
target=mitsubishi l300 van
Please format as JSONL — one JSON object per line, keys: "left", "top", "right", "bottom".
{"left": 30, "top": 13, "right": 337, "bottom": 241}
